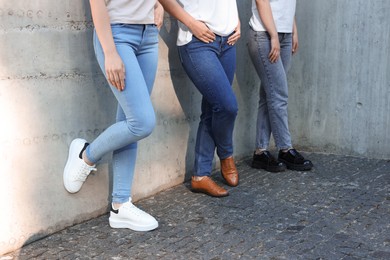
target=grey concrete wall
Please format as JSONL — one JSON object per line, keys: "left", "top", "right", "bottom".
{"left": 290, "top": 0, "right": 390, "bottom": 158}
{"left": 1, "top": 0, "right": 389, "bottom": 255}
{"left": 0, "top": 0, "right": 114, "bottom": 254}
{"left": 0, "top": 0, "right": 257, "bottom": 255}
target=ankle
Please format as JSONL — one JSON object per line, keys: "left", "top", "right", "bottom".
{"left": 193, "top": 176, "right": 205, "bottom": 181}
{"left": 255, "top": 148, "right": 267, "bottom": 155}
{"left": 112, "top": 203, "right": 122, "bottom": 210}
{"left": 82, "top": 151, "right": 94, "bottom": 166}
{"left": 280, "top": 147, "right": 293, "bottom": 153}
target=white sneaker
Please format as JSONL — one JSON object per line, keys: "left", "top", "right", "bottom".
{"left": 109, "top": 200, "right": 158, "bottom": 231}
{"left": 63, "top": 138, "right": 96, "bottom": 193}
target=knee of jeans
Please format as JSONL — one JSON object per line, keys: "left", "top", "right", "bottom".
{"left": 225, "top": 102, "right": 238, "bottom": 117}
{"left": 125, "top": 115, "right": 155, "bottom": 138}
{"left": 214, "top": 102, "right": 238, "bottom": 117}
{"left": 269, "top": 94, "right": 288, "bottom": 108}
{"left": 274, "top": 99, "right": 288, "bottom": 111}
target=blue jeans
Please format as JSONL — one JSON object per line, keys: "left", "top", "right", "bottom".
{"left": 87, "top": 24, "right": 159, "bottom": 203}
{"left": 178, "top": 35, "right": 238, "bottom": 177}
{"left": 248, "top": 29, "right": 293, "bottom": 150}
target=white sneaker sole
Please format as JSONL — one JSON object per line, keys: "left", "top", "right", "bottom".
{"left": 63, "top": 138, "right": 86, "bottom": 193}
{"left": 109, "top": 218, "right": 158, "bottom": 232}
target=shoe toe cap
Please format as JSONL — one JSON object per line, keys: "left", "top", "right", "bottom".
{"left": 303, "top": 160, "right": 313, "bottom": 166}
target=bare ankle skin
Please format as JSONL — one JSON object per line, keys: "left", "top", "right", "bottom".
{"left": 82, "top": 151, "right": 94, "bottom": 166}
{"left": 193, "top": 176, "right": 205, "bottom": 181}
{"left": 113, "top": 203, "right": 122, "bottom": 210}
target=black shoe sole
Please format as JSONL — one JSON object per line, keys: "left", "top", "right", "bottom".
{"left": 279, "top": 159, "right": 313, "bottom": 171}
{"left": 251, "top": 161, "right": 286, "bottom": 172}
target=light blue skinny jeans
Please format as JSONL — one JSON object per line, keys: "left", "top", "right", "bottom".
{"left": 248, "top": 29, "right": 293, "bottom": 150}
{"left": 86, "top": 24, "right": 159, "bottom": 203}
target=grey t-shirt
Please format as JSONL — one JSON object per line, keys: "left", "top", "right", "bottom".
{"left": 105, "top": 0, "right": 156, "bottom": 24}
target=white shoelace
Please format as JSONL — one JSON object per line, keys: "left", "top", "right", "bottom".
{"left": 75, "top": 163, "right": 96, "bottom": 181}
{"left": 122, "top": 203, "right": 146, "bottom": 217}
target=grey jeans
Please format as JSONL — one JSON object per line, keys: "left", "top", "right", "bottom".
{"left": 248, "top": 29, "right": 293, "bottom": 150}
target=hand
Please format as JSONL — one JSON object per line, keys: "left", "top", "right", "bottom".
{"left": 292, "top": 31, "right": 299, "bottom": 54}
{"left": 292, "top": 17, "right": 298, "bottom": 54}
{"left": 227, "top": 21, "right": 241, "bottom": 46}
{"left": 189, "top": 20, "right": 215, "bottom": 43}
{"left": 105, "top": 51, "right": 125, "bottom": 91}
{"left": 154, "top": 2, "right": 164, "bottom": 29}
{"left": 269, "top": 35, "right": 280, "bottom": 63}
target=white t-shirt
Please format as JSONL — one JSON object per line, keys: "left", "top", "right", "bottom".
{"left": 249, "top": 0, "right": 296, "bottom": 33}
{"left": 105, "top": 0, "right": 156, "bottom": 24}
{"left": 176, "top": 0, "right": 239, "bottom": 46}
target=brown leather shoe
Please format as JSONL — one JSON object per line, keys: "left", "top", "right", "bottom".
{"left": 191, "top": 176, "right": 229, "bottom": 197}
{"left": 220, "top": 156, "right": 239, "bottom": 187}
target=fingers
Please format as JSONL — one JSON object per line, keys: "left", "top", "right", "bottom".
{"left": 199, "top": 30, "right": 216, "bottom": 43}
{"left": 117, "top": 66, "right": 125, "bottom": 91}
{"left": 292, "top": 32, "right": 299, "bottom": 54}
{"left": 228, "top": 24, "right": 241, "bottom": 45}
{"left": 154, "top": 2, "right": 164, "bottom": 29}
{"left": 107, "top": 65, "right": 125, "bottom": 91}
{"left": 154, "top": 18, "right": 163, "bottom": 29}
{"left": 191, "top": 20, "right": 215, "bottom": 43}
{"left": 227, "top": 34, "right": 239, "bottom": 45}
{"left": 292, "top": 41, "right": 299, "bottom": 54}
{"left": 269, "top": 37, "right": 280, "bottom": 63}
{"left": 227, "top": 30, "right": 241, "bottom": 45}
{"left": 156, "top": 21, "right": 163, "bottom": 30}
{"left": 104, "top": 52, "right": 126, "bottom": 91}
{"left": 268, "top": 48, "right": 280, "bottom": 63}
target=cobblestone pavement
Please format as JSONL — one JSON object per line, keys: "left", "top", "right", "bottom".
{"left": 2, "top": 153, "right": 390, "bottom": 259}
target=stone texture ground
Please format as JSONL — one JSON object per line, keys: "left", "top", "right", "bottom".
{"left": 2, "top": 153, "right": 390, "bottom": 259}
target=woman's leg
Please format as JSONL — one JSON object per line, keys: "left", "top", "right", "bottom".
{"left": 110, "top": 25, "right": 160, "bottom": 203}
{"left": 248, "top": 29, "right": 292, "bottom": 150}
{"left": 193, "top": 98, "right": 216, "bottom": 177}
{"left": 178, "top": 36, "right": 238, "bottom": 176}
{"left": 276, "top": 33, "right": 313, "bottom": 171}
{"left": 91, "top": 25, "right": 158, "bottom": 203}
{"left": 111, "top": 107, "right": 138, "bottom": 204}
{"left": 254, "top": 81, "right": 272, "bottom": 149}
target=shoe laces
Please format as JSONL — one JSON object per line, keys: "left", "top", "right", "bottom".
{"left": 263, "top": 151, "right": 275, "bottom": 159}
{"left": 75, "top": 163, "right": 96, "bottom": 182}
{"left": 122, "top": 202, "right": 147, "bottom": 217}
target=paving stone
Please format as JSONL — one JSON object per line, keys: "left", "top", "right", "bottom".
{"left": 1, "top": 153, "right": 390, "bottom": 259}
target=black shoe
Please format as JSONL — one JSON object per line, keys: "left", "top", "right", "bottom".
{"left": 278, "top": 149, "right": 313, "bottom": 171}
{"left": 252, "top": 151, "right": 286, "bottom": 172}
